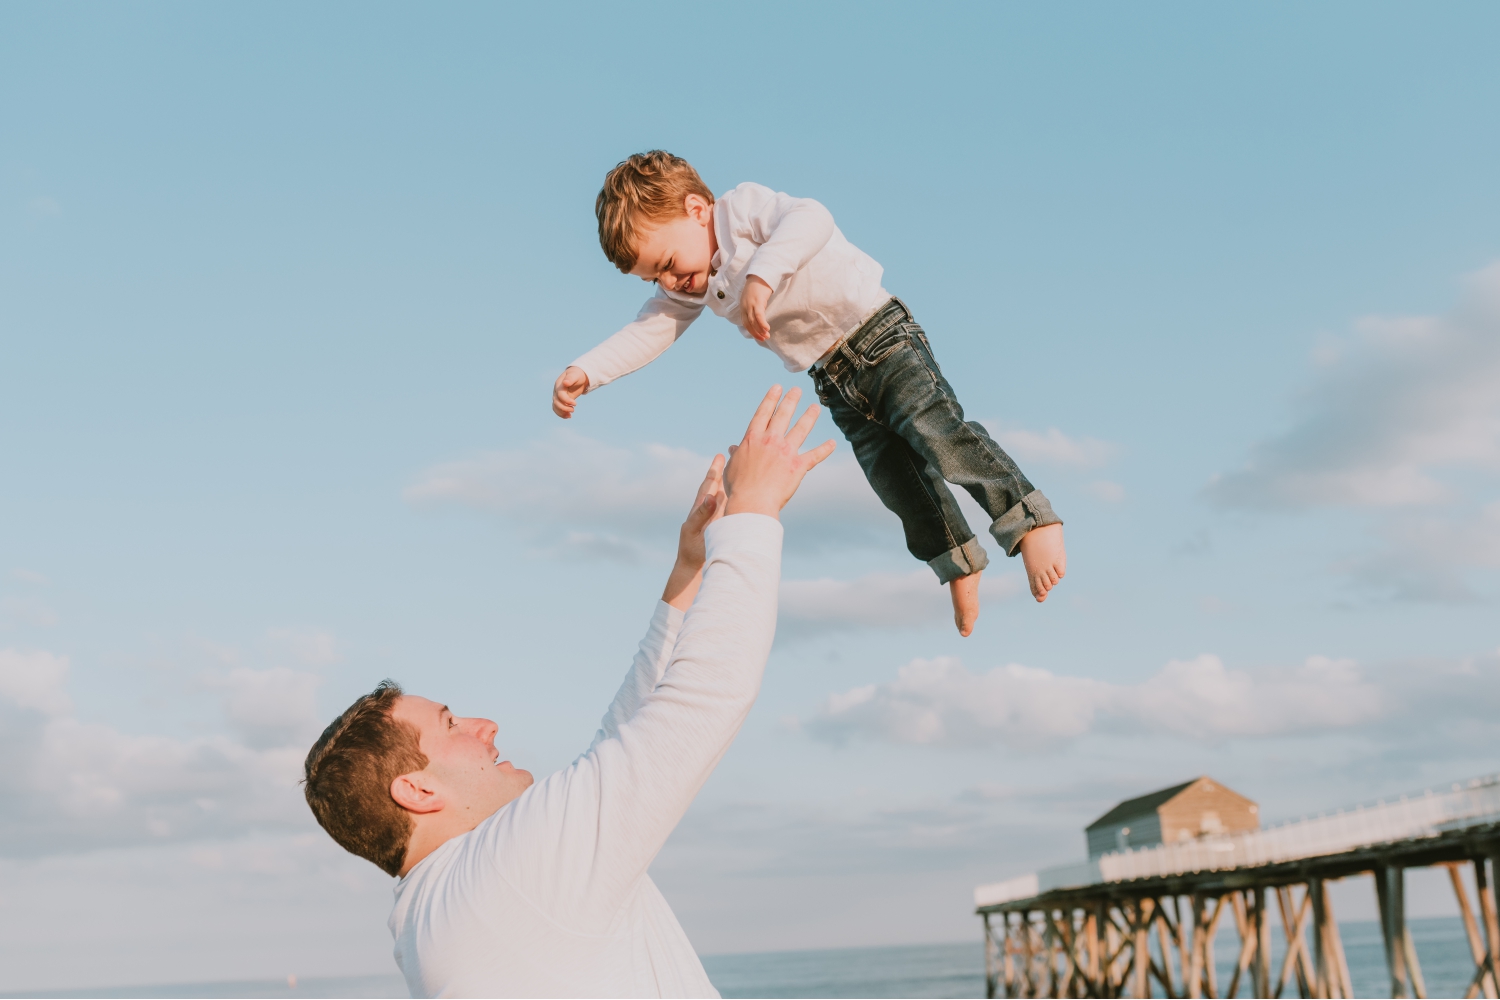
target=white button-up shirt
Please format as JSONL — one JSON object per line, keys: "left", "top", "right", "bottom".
{"left": 572, "top": 182, "right": 891, "bottom": 385}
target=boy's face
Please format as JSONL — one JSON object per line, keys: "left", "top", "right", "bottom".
{"left": 628, "top": 193, "right": 716, "bottom": 296}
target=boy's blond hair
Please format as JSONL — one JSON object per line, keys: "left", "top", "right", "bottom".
{"left": 596, "top": 151, "right": 715, "bottom": 273}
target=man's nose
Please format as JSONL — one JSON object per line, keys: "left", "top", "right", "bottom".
{"left": 459, "top": 719, "right": 501, "bottom": 743}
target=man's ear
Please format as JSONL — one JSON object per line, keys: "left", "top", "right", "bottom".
{"left": 390, "top": 771, "right": 445, "bottom": 815}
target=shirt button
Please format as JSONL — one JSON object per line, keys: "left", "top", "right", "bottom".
{"left": 717, "top": 290, "right": 725, "bottom": 299}
{"left": 709, "top": 268, "right": 717, "bottom": 277}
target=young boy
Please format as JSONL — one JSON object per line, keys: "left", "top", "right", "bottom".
{"left": 552, "top": 151, "right": 1065, "bottom": 636}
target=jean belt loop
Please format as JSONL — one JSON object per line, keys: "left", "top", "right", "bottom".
{"left": 840, "top": 337, "right": 861, "bottom": 369}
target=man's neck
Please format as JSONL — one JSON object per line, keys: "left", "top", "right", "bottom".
{"left": 399, "top": 803, "right": 504, "bottom": 877}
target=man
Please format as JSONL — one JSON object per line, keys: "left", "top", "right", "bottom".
{"left": 303, "top": 387, "right": 833, "bottom": 998}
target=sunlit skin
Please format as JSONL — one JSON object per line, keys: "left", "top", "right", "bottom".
{"left": 388, "top": 697, "right": 533, "bottom": 878}
{"left": 1019, "top": 523, "right": 1067, "bottom": 603}
{"left": 947, "top": 525, "right": 1068, "bottom": 636}
{"left": 393, "top": 386, "right": 833, "bottom": 877}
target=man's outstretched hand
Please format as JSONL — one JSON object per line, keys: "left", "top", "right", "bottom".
{"left": 662, "top": 455, "right": 728, "bottom": 610}
{"left": 723, "top": 385, "right": 836, "bottom": 518}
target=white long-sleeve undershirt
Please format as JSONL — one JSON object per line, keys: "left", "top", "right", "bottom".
{"left": 389, "top": 514, "right": 783, "bottom": 999}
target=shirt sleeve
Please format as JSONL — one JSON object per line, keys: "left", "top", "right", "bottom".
{"left": 733, "top": 183, "right": 837, "bottom": 296}
{"left": 570, "top": 288, "right": 705, "bottom": 393}
{"left": 589, "top": 601, "right": 684, "bottom": 748}
{"left": 483, "top": 514, "right": 783, "bottom": 933}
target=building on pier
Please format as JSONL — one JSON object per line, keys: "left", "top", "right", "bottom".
{"left": 973, "top": 774, "right": 1500, "bottom": 999}
{"left": 1086, "top": 777, "right": 1261, "bottom": 858}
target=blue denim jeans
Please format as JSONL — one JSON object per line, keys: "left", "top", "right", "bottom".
{"left": 809, "top": 298, "right": 1061, "bottom": 584}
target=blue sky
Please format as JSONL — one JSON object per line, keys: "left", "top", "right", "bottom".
{"left": 3, "top": 1, "right": 1500, "bottom": 990}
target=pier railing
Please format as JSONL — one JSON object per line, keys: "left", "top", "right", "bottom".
{"left": 975, "top": 774, "right": 1500, "bottom": 908}
{"left": 1099, "top": 774, "right": 1500, "bottom": 883}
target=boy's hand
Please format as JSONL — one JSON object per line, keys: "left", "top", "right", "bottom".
{"left": 742, "top": 275, "right": 772, "bottom": 341}
{"left": 552, "top": 366, "right": 589, "bottom": 419}
{"left": 662, "top": 455, "right": 727, "bottom": 610}
{"left": 723, "top": 385, "right": 835, "bottom": 517}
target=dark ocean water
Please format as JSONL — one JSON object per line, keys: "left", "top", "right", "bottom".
{"left": 1, "top": 917, "right": 1476, "bottom": 998}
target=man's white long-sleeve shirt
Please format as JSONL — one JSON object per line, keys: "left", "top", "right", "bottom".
{"left": 571, "top": 182, "right": 890, "bottom": 385}
{"left": 389, "top": 514, "right": 783, "bottom": 999}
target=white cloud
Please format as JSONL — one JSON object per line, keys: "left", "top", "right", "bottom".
{"left": 0, "top": 648, "right": 321, "bottom": 857}
{"left": 218, "top": 667, "right": 324, "bottom": 750}
{"left": 1337, "top": 500, "right": 1500, "bottom": 601}
{"left": 0, "top": 649, "right": 73, "bottom": 716}
{"left": 806, "top": 652, "right": 1385, "bottom": 748}
{"left": 1208, "top": 262, "right": 1500, "bottom": 510}
{"left": 1203, "top": 262, "right": 1500, "bottom": 600}
{"left": 405, "top": 431, "right": 708, "bottom": 533}
{"left": 405, "top": 430, "right": 897, "bottom": 556}
{"left": 1126, "top": 653, "right": 1382, "bottom": 739}
{"left": 987, "top": 425, "right": 1116, "bottom": 469}
{"left": 812, "top": 657, "right": 1107, "bottom": 748}
{"left": 779, "top": 570, "right": 1022, "bottom": 637}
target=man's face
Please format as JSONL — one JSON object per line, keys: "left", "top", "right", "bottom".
{"left": 390, "top": 695, "right": 533, "bottom": 824}
{"left": 627, "top": 194, "right": 715, "bottom": 295}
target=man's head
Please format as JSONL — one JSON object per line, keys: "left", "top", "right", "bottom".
{"left": 597, "top": 150, "right": 716, "bottom": 294}
{"left": 303, "top": 681, "right": 533, "bottom": 877}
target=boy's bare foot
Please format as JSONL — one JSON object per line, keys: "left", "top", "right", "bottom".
{"left": 949, "top": 571, "right": 981, "bottom": 637}
{"left": 1019, "top": 523, "right": 1067, "bottom": 602}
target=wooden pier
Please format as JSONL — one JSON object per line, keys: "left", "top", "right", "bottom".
{"left": 974, "top": 775, "right": 1500, "bottom": 998}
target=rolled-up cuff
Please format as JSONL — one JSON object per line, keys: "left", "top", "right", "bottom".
{"left": 927, "top": 536, "right": 990, "bottom": 584}
{"left": 990, "top": 490, "right": 1063, "bottom": 557}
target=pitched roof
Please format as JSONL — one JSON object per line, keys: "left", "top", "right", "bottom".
{"left": 1085, "top": 778, "right": 1202, "bottom": 831}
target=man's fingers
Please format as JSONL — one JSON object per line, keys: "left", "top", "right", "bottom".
{"left": 693, "top": 455, "right": 726, "bottom": 506}
{"left": 800, "top": 438, "right": 837, "bottom": 470}
{"left": 682, "top": 492, "right": 718, "bottom": 534}
{"left": 768, "top": 386, "right": 801, "bottom": 436}
{"left": 746, "top": 386, "right": 782, "bottom": 435}
{"left": 786, "top": 401, "right": 820, "bottom": 448}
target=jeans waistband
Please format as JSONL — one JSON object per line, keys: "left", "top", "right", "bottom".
{"left": 813, "top": 297, "right": 909, "bottom": 371}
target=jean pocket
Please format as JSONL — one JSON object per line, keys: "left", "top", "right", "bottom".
{"left": 905, "top": 323, "right": 940, "bottom": 372}
{"left": 859, "top": 325, "right": 909, "bottom": 366}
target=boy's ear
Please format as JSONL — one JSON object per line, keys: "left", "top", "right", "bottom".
{"left": 391, "top": 771, "right": 445, "bottom": 814}
{"left": 685, "top": 192, "right": 711, "bottom": 221}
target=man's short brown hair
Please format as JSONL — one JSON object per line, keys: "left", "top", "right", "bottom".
{"left": 596, "top": 150, "right": 715, "bottom": 273}
{"left": 303, "top": 680, "right": 428, "bottom": 877}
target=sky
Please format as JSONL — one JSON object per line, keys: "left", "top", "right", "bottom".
{"left": 3, "top": 0, "right": 1500, "bottom": 991}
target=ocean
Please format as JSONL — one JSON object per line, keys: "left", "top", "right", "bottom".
{"left": 0, "top": 916, "right": 1476, "bottom": 999}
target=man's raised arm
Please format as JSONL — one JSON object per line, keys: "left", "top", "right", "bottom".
{"left": 489, "top": 387, "right": 834, "bottom": 929}
{"left": 590, "top": 456, "right": 727, "bottom": 749}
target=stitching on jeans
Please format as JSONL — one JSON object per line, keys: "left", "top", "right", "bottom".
{"left": 899, "top": 443, "right": 961, "bottom": 554}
